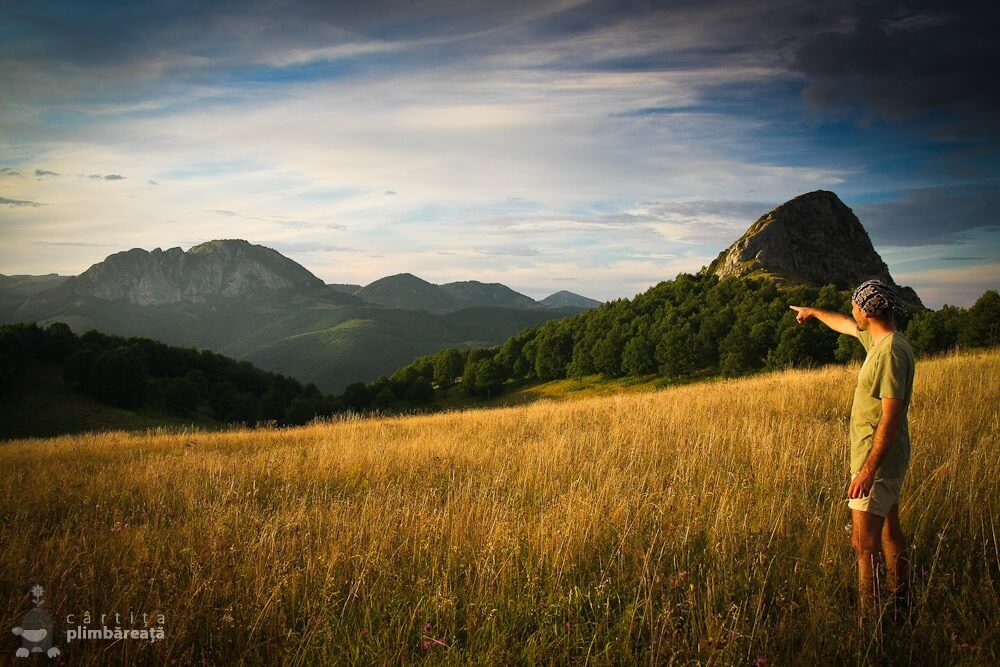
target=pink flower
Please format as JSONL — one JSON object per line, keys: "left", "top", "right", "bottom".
{"left": 754, "top": 658, "right": 768, "bottom": 666}
{"left": 422, "top": 639, "right": 431, "bottom": 650}
{"left": 424, "top": 622, "right": 433, "bottom": 630}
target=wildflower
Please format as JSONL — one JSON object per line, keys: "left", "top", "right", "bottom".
{"left": 754, "top": 658, "right": 768, "bottom": 666}
{"left": 424, "top": 622, "right": 433, "bottom": 630}
{"left": 422, "top": 639, "right": 431, "bottom": 650}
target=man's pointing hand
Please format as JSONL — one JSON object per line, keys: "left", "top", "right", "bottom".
{"left": 789, "top": 305, "right": 813, "bottom": 324}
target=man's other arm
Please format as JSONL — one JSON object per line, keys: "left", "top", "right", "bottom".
{"left": 788, "top": 306, "right": 859, "bottom": 337}
{"left": 848, "top": 397, "right": 904, "bottom": 497}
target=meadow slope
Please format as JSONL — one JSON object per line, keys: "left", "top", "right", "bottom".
{"left": 1, "top": 349, "right": 997, "bottom": 665}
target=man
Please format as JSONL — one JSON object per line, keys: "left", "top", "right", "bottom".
{"left": 789, "top": 279, "right": 915, "bottom": 614}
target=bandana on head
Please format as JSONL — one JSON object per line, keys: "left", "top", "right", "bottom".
{"left": 852, "top": 279, "right": 902, "bottom": 318}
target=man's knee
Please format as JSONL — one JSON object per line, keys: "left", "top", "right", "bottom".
{"left": 851, "top": 511, "right": 884, "bottom": 556}
{"left": 882, "top": 526, "right": 906, "bottom": 552}
{"left": 852, "top": 532, "right": 881, "bottom": 557}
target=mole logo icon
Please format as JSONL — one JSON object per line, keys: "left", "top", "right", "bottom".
{"left": 11, "top": 585, "right": 60, "bottom": 659}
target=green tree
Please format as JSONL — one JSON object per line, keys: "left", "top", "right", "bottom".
{"left": 64, "top": 348, "right": 97, "bottom": 391}
{"left": 405, "top": 376, "right": 435, "bottom": 402}
{"left": 433, "top": 348, "right": 465, "bottom": 388}
{"left": 958, "top": 290, "right": 1000, "bottom": 349}
{"left": 89, "top": 346, "right": 149, "bottom": 409}
{"left": 229, "top": 392, "right": 259, "bottom": 424}
{"left": 534, "top": 324, "right": 573, "bottom": 380}
{"left": 474, "top": 358, "right": 504, "bottom": 398}
{"left": 0, "top": 352, "right": 16, "bottom": 396}
{"left": 209, "top": 381, "right": 238, "bottom": 420}
{"left": 341, "top": 382, "right": 372, "bottom": 412}
{"left": 285, "top": 396, "right": 319, "bottom": 425}
{"left": 163, "top": 376, "right": 201, "bottom": 416}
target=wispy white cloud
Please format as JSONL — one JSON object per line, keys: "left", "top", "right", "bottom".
{"left": 0, "top": 0, "right": 994, "bottom": 308}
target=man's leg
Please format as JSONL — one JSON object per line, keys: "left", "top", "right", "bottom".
{"left": 881, "top": 503, "right": 909, "bottom": 602}
{"left": 851, "top": 509, "right": 885, "bottom": 614}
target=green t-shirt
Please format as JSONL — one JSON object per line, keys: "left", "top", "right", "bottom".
{"left": 849, "top": 327, "right": 915, "bottom": 478}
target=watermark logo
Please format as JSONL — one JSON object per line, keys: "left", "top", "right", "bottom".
{"left": 12, "top": 585, "right": 60, "bottom": 659}
{"left": 11, "top": 584, "right": 167, "bottom": 658}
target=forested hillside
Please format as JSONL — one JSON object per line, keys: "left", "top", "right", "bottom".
{"left": 339, "top": 274, "right": 999, "bottom": 412}
{"left": 0, "top": 322, "right": 343, "bottom": 438}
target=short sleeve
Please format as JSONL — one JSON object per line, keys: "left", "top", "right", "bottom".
{"left": 856, "top": 328, "right": 872, "bottom": 353}
{"left": 870, "top": 348, "right": 910, "bottom": 400}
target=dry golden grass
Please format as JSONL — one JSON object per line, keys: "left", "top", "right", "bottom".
{"left": 1, "top": 348, "right": 998, "bottom": 665}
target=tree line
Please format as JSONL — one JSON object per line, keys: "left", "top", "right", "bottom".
{"left": 3, "top": 276, "right": 996, "bottom": 424}
{"left": 0, "top": 322, "right": 340, "bottom": 426}
{"left": 339, "top": 274, "right": 999, "bottom": 412}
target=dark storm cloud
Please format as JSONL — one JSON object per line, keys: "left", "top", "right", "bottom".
{"left": 788, "top": 1, "right": 1000, "bottom": 129}
{"left": 3, "top": 1, "right": 996, "bottom": 140}
{"left": 855, "top": 184, "right": 1000, "bottom": 247}
{"left": 0, "top": 196, "right": 44, "bottom": 207}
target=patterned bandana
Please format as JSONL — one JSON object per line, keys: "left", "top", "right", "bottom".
{"left": 852, "top": 279, "right": 902, "bottom": 318}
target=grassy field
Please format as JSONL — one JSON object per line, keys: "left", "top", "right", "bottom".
{"left": 1, "top": 348, "right": 997, "bottom": 665}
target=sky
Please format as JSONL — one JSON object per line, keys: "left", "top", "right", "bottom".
{"left": 1, "top": 0, "right": 998, "bottom": 308}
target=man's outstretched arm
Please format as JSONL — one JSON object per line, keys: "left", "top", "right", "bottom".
{"left": 789, "top": 306, "right": 859, "bottom": 337}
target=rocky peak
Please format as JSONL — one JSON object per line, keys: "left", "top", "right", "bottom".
{"left": 703, "top": 190, "right": 923, "bottom": 307}
{"left": 68, "top": 239, "right": 325, "bottom": 305}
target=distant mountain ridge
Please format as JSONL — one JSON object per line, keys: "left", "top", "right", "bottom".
{"left": 18, "top": 240, "right": 326, "bottom": 313}
{"left": 703, "top": 190, "right": 923, "bottom": 307}
{"left": 538, "top": 290, "right": 602, "bottom": 308}
{"left": 2, "top": 240, "right": 595, "bottom": 392}
{"left": 339, "top": 273, "right": 599, "bottom": 313}
{"left": 355, "top": 273, "right": 543, "bottom": 312}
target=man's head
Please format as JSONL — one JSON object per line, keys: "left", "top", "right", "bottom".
{"left": 851, "top": 279, "right": 901, "bottom": 330}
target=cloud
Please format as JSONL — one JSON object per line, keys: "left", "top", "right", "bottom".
{"left": 895, "top": 262, "right": 1000, "bottom": 309}
{"left": 0, "top": 168, "right": 23, "bottom": 177}
{"left": 471, "top": 244, "right": 544, "bottom": 257}
{"left": 0, "top": 1, "right": 993, "bottom": 306}
{"left": 87, "top": 173, "right": 125, "bottom": 180}
{"left": 268, "top": 241, "right": 355, "bottom": 253}
{"left": 34, "top": 168, "right": 59, "bottom": 177}
{"left": 856, "top": 184, "right": 1000, "bottom": 246}
{"left": 29, "top": 240, "right": 119, "bottom": 247}
{"left": 0, "top": 196, "right": 45, "bottom": 207}
{"left": 787, "top": 3, "right": 1000, "bottom": 135}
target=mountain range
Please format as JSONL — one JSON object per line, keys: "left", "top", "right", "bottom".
{"left": 2, "top": 190, "right": 924, "bottom": 394}
{"left": 1, "top": 241, "right": 599, "bottom": 393}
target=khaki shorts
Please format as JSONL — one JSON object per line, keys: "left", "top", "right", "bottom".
{"left": 847, "top": 475, "right": 903, "bottom": 518}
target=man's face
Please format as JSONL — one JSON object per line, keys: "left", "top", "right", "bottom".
{"left": 851, "top": 301, "right": 870, "bottom": 330}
